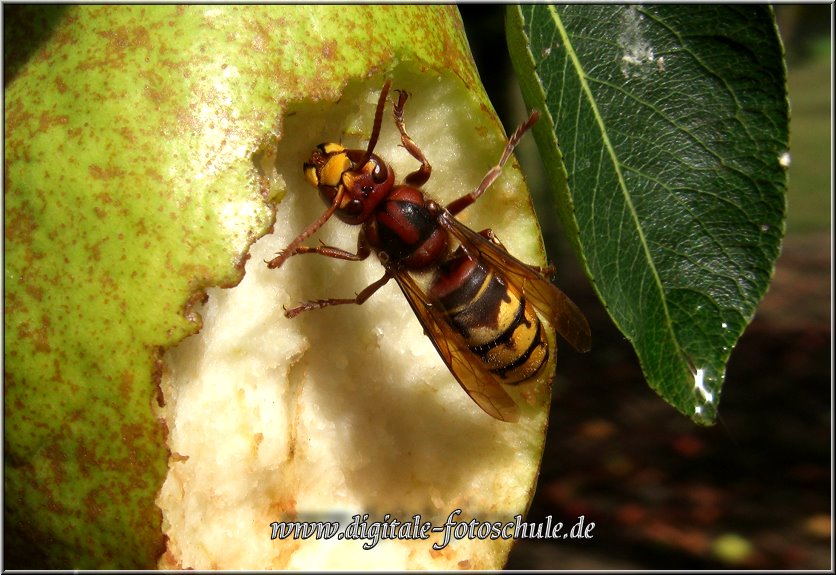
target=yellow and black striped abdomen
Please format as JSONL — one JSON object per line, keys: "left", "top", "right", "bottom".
{"left": 431, "top": 257, "right": 549, "bottom": 384}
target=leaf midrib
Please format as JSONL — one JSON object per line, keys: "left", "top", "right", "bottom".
{"left": 547, "top": 5, "right": 683, "bottom": 357}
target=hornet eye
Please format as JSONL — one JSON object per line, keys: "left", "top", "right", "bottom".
{"left": 345, "top": 199, "right": 363, "bottom": 214}
{"left": 371, "top": 160, "right": 387, "bottom": 184}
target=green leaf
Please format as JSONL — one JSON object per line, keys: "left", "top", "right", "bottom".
{"left": 507, "top": 5, "right": 789, "bottom": 423}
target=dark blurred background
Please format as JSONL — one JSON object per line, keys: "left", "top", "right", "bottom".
{"left": 460, "top": 5, "right": 831, "bottom": 569}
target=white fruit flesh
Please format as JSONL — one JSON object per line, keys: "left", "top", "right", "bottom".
{"left": 156, "top": 74, "right": 552, "bottom": 570}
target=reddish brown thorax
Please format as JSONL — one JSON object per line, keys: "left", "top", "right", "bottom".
{"left": 269, "top": 79, "right": 590, "bottom": 422}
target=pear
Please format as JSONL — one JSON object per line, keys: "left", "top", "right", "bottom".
{"left": 5, "top": 6, "right": 553, "bottom": 569}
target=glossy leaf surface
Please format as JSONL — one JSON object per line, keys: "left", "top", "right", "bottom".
{"left": 507, "top": 5, "right": 789, "bottom": 422}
